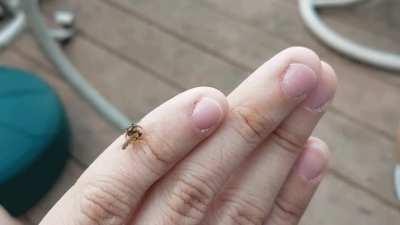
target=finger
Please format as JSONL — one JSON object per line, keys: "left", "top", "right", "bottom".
{"left": 203, "top": 61, "right": 337, "bottom": 225}
{"left": 39, "top": 87, "right": 228, "bottom": 225}
{"left": 0, "top": 206, "right": 23, "bottom": 225}
{"left": 131, "top": 47, "right": 321, "bottom": 225}
{"left": 265, "top": 138, "right": 330, "bottom": 225}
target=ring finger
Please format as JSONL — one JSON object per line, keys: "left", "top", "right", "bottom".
{"left": 203, "top": 62, "right": 336, "bottom": 225}
{"left": 264, "top": 137, "right": 330, "bottom": 225}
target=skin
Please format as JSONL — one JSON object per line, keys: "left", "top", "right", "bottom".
{"left": 0, "top": 207, "right": 23, "bottom": 225}
{"left": 1, "top": 47, "right": 337, "bottom": 225}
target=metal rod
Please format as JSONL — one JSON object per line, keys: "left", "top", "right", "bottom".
{"left": 0, "top": 1, "right": 25, "bottom": 49}
{"left": 22, "top": 0, "right": 131, "bottom": 129}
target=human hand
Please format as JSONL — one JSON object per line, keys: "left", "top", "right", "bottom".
{"left": 38, "top": 47, "right": 337, "bottom": 225}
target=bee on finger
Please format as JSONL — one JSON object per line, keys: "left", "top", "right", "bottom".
{"left": 122, "top": 123, "right": 143, "bottom": 150}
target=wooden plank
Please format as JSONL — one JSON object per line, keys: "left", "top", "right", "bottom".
{"left": 201, "top": 0, "right": 400, "bottom": 53}
{"left": 316, "top": 111, "right": 398, "bottom": 208}
{"left": 298, "top": 0, "right": 400, "bottom": 86}
{"left": 315, "top": 0, "right": 400, "bottom": 52}
{"left": 197, "top": 0, "right": 400, "bottom": 126}
{"left": 200, "top": 0, "right": 400, "bottom": 83}
{"left": 105, "top": 0, "right": 400, "bottom": 138}
{"left": 14, "top": 0, "right": 400, "bottom": 208}
{"left": 300, "top": 174, "right": 400, "bottom": 225}
{"left": 199, "top": 0, "right": 327, "bottom": 53}
{"left": 41, "top": 0, "right": 252, "bottom": 90}
{"left": 40, "top": 0, "right": 245, "bottom": 92}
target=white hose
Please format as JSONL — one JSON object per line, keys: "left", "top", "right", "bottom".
{"left": 313, "top": 0, "right": 368, "bottom": 8}
{"left": 300, "top": 0, "right": 400, "bottom": 71}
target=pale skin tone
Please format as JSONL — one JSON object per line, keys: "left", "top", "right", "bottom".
{"left": 1, "top": 47, "right": 337, "bottom": 225}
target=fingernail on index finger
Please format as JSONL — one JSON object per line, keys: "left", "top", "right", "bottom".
{"left": 192, "top": 97, "right": 223, "bottom": 131}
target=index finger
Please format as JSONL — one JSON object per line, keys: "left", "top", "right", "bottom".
{"left": 39, "top": 87, "right": 228, "bottom": 225}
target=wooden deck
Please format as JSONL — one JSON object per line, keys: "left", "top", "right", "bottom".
{"left": 1, "top": 0, "right": 400, "bottom": 224}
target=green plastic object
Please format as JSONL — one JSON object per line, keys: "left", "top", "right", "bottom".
{"left": 0, "top": 66, "right": 70, "bottom": 216}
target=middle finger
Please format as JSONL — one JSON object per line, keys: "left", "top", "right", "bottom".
{"left": 131, "top": 47, "right": 321, "bottom": 225}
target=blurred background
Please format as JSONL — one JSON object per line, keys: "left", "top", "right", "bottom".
{"left": 1, "top": 0, "right": 400, "bottom": 224}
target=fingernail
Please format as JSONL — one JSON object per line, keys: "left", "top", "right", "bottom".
{"left": 295, "top": 144, "right": 327, "bottom": 181}
{"left": 192, "top": 97, "right": 223, "bottom": 131}
{"left": 281, "top": 63, "right": 318, "bottom": 98}
{"left": 303, "top": 79, "right": 335, "bottom": 112}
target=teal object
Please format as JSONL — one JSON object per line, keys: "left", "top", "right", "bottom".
{"left": 0, "top": 66, "right": 70, "bottom": 216}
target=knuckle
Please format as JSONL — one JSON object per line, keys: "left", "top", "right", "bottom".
{"left": 135, "top": 133, "right": 176, "bottom": 176}
{"left": 220, "top": 193, "right": 266, "bottom": 225}
{"left": 76, "top": 179, "right": 131, "bottom": 225}
{"left": 165, "top": 171, "right": 216, "bottom": 222}
{"left": 230, "top": 106, "right": 277, "bottom": 146}
{"left": 273, "top": 195, "right": 305, "bottom": 224}
{"left": 271, "top": 126, "right": 306, "bottom": 155}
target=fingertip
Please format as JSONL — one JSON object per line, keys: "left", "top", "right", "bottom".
{"left": 294, "top": 137, "right": 330, "bottom": 181}
{"left": 321, "top": 61, "right": 338, "bottom": 93}
{"left": 279, "top": 46, "right": 322, "bottom": 77}
{"left": 281, "top": 63, "right": 318, "bottom": 98}
{"left": 139, "top": 86, "right": 228, "bottom": 134}
{"left": 302, "top": 61, "right": 337, "bottom": 112}
{"left": 181, "top": 87, "right": 228, "bottom": 133}
{"left": 307, "top": 137, "right": 331, "bottom": 163}
{"left": 267, "top": 47, "right": 322, "bottom": 100}
{"left": 265, "top": 137, "right": 329, "bottom": 225}
{"left": 189, "top": 86, "right": 229, "bottom": 117}
{"left": 192, "top": 97, "right": 224, "bottom": 131}
{"left": 257, "top": 47, "right": 322, "bottom": 84}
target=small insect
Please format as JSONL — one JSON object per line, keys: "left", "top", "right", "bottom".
{"left": 122, "top": 123, "right": 143, "bottom": 150}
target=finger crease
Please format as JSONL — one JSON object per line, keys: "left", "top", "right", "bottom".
{"left": 275, "top": 198, "right": 302, "bottom": 219}
{"left": 271, "top": 128, "right": 305, "bottom": 155}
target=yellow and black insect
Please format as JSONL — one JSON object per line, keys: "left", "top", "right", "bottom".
{"left": 122, "top": 123, "right": 143, "bottom": 150}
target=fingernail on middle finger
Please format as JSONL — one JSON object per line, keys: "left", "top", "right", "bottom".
{"left": 281, "top": 63, "right": 318, "bottom": 99}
